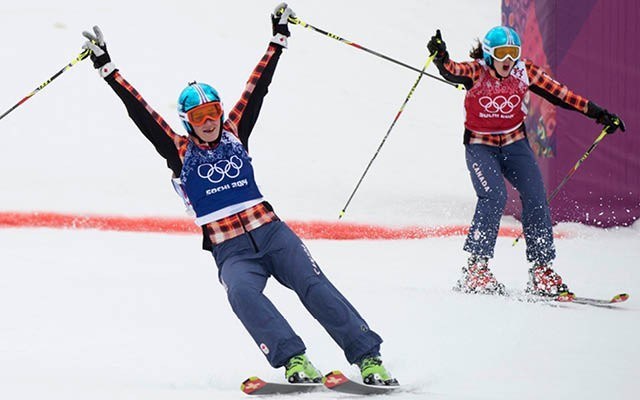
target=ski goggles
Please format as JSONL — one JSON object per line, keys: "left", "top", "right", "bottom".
{"left": 489, "top": 45, "right": 521, "bottom": 62}
{"left": 179, "top": 102, "right": 223, "bottom": 126}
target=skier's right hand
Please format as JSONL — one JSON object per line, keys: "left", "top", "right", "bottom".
{"left": 427, "top": 29, "right": 447, "bottom": 59}
{"left": 82, "top": 25, "right": 116, "bottom": 78}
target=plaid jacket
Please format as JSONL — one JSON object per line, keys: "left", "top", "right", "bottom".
{"left": 434, "top": 57, "right": 590, "bottom": 146}
{"left": 105, "top": 43, "right": 284, "bottom": 249}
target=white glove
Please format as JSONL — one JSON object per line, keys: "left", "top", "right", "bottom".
{"left": 82, "top": 26, "right": 116, "bottom": 78}
{"left": 271, "top": 2, "right": 296, "bottom": 48}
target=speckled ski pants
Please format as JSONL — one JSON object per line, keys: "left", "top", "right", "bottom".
{"left": 463, "top": 139, "right": 555, "bottom": 263}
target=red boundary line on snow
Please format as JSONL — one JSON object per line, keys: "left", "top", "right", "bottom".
{"left": 0, "top": 211, "right": 566, "bottom": 240}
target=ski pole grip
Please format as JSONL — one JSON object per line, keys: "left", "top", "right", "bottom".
{"left": 80, "top": 48, "right": 92, "bottom": 60}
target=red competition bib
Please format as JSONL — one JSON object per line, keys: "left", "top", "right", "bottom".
{"left": 464, "top": 60, "right": 530, "bottom": 134}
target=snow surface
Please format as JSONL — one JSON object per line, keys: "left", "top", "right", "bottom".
{"left": 1, "top": 1, "right": 639, "bottom": 399}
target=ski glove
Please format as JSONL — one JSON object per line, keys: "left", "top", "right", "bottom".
{"left": 586, "top": 102, "right": 626, "bottom": 134}
{"left": 271, "top": 2, "right": 296, "bottom": 48}
{"left": 427, "top": 29, "right": 447, "bottom": 59}
{"left": 82, "top": 26, "right": 116, "bottom": 78}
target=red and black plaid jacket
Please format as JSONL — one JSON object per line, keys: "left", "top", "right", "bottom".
{"left": 104, "top": 43, "right": 284, "bottom": 249}
{"left": 434, "top": 56, "right": 590, "bottom": 146}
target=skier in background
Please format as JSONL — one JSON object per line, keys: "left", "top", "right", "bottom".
{"left": 427, "top": 27, "right": 625, "bottom": 298}
{"left": 80, "top": 3, "right": 397, "bottom": 387}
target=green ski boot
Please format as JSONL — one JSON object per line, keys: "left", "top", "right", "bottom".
{"left": 284, "top": 354, "right": 322, "bottom": 383}
{"left": 358, "top": 356, "right": 399, "bottom": 386}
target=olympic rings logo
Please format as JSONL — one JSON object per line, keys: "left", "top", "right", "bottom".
{"left": 478, "top": 95, "right": 521, "bottom": 114}
{"left": 197, "top": 155, "right": 244, "bottom": 183}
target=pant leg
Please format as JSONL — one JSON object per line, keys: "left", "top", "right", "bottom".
{"left": 463, "top": 144, "right": 508, "bottom": 259}
{"left": 501, "top": 139, "right": 555, "bottom": 263}
{"left": 254, "top": 221, "right": 382, "bottom": 365}
{"left": 213, "top": 232, "right": 306, "bottom": 368}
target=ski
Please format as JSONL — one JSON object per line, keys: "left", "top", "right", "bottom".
{"left": 458, "top": 288, "right": 573, "bottom": 306}
{"left": 570, "top": 293, "right": 629, "bottom": 307}
{"left": 462, "top": 289, "right": 630, "bottom": 308}
{"left": 240, "top": 376, "right": 323, "bottom": 395}
{"left": 323, "top": 370, "right": 400, "bottom": 395}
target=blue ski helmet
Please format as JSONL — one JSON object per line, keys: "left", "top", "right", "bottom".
{"left": 482, "top": 26, "right": 521, "bottom": 65}
{"left": 177, "top": 82, "right": 222, "bottom": 134}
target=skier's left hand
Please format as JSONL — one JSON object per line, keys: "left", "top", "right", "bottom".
{"left": 587, "top": 102, "right": 626, "bottom": 134}
{"left": 599, "top": 111, "right": 626, "bottom": 134}
{"left": 271, "top": 3, "right": 295, "bottom": 48}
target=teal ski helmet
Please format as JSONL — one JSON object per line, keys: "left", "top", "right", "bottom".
{"left": 177, "top": 82, "right": 222, "bottom": 134}
{"left": 482, "top": 26, "right": 521, "bottom": 65}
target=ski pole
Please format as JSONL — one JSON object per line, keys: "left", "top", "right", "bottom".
{"left": 289, "top": 16, "right": 464, "bottom": 91}
{"left": 0, "top": 48, "right": 91, "bottom": 122}
{"left": 339, "top": 51, "right": 438, "bottom": 219}
{"left": 512, "top": 126, "right": 612, "bottom": 246}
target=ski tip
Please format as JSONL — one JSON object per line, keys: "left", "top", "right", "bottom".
{"left": 323, "top": 370, "right": 348, "bottom": 388}
{"left": 612, "top": 293, "right": 629, "bottom": 303}
{"left": 241, "top": 376, "right": 266, "bottom": 394}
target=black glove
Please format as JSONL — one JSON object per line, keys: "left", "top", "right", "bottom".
{"left": 586, "top": 102, "right": 626, "bottom": 134}
{"left": 82, "top": 26, "right": 116, "bottom": 77}
{"left": 427, "top": 29, "right": 447, "bottom": 59}
{"left": 271, "top": 2, "right": 296, "bottom": 48}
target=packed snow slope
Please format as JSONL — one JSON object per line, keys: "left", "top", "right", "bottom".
{"left": 1, "top": 1, "right": 638, "bottom": 400}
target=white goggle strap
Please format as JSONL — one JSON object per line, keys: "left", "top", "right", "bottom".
{"left": 178, "top": 111, "right": 189, "bottom": 122}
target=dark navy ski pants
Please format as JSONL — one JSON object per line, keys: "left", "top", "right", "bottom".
{"left": 463, "top": 138, "right": 555, "bottom": 263}
{"left": 212, "top": 220, "right": 382, "bottom": 368}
